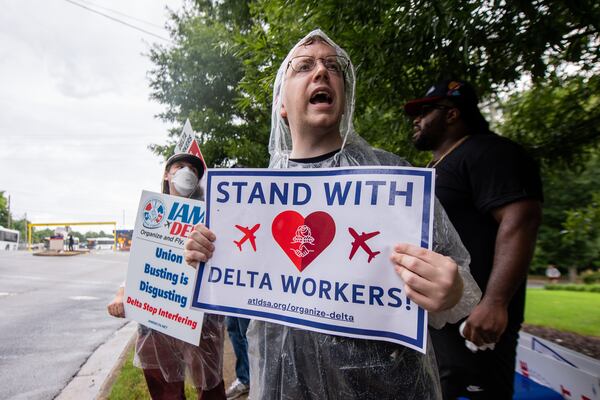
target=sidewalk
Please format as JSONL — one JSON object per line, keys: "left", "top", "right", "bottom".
{"left": 56, "top": 322, "right": 247, "bottom": 400}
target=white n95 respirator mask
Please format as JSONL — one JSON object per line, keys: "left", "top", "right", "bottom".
{"left": 171, "top": 167, "right": 198, "bottom": 196}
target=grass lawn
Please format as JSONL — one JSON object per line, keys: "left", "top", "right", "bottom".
{"left": 525, "top": 288, "right": 600, "bottom": 337}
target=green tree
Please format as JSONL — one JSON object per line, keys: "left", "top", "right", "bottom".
{"left": 70, "top": 231, "right": 85, "bottom": 242}
{"left": 499, "top": 75, "right": 600, "bottom": 168}
{"left": 149, "top": 0, "right": 599, "bottom": 167}
{"left": 562, "top": 192, "right": 600, "bottom": 277}
{"left": 11, "top": 218, "right": 28, "bottom": 245}
{"left": 84, "top": 231, "right": 99, "bottom": 239}
{"left": 0, "top": 191, "right": 9, "bottom": 227}
{"left": 147, "top": 2, "right": 268, "bottom": 167}
{"left": 234, "top": 0, "right": 600, "bottom": 164}
{"left": 498, "top": 75, "right": 600, "bottom": 277}
{"left": 83, "top": 231, "right": 111, "bottom": 239}
{"left": 31, "top": 228, "right": 55, "bottom": 244}
{"left": 529, "top": 157, "right": 600, "bottom": 276}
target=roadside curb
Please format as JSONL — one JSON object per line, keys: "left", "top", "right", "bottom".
{"left": 56, "top": 321, "right": 137, "bottom": 400}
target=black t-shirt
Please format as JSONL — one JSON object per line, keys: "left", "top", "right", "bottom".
{"left": 434, "top": 133, "right": 543, "bottom": 324}
{"left": 289, "top": 148, "right": 341, "bottom": 164}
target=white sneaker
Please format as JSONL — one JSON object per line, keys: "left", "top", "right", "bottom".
{"left": 226, "top": 378, "right": 250, "bottom": 399}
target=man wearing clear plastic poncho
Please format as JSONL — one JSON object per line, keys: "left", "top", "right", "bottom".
{"left": 185, "top": 29, "right": 481, "bottom": 399}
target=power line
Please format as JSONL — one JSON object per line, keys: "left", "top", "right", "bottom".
{"left": 63, "top": 0, "right": 172, "bottom": 43}
{"left": 79, "top": 0, "right": 165, "bottom": 30}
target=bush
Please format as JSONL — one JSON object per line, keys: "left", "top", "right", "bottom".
{"left": 544, "top": 284, "right": 600, "bottom": 293}
{"left": 581, "top": 270, "right": 600, "bottom": 284}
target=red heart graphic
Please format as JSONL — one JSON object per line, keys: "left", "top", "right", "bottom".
{"left": 271, "top": 210, "right": 336, "bottom": 272}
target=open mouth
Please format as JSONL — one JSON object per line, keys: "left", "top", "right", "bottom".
{"left": 309, "top": 91, "right": 333, "bottom": 104}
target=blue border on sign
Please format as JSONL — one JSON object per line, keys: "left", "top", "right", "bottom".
{"left": 191, "top": 167, "right": 433, "bottom": 349}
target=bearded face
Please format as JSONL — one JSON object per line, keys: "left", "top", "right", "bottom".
{"left": 411, "top": 104, "right": 451, "bottom": 151}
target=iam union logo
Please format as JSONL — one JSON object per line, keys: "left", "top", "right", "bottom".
{"left": 143, "top": 198, "right": 166, "bottom": 229}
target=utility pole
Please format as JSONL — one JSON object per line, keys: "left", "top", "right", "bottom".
{"left": 7, "top": 194, "right": 11, "bottom": 229}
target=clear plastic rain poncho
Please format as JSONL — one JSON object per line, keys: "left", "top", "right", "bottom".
{"left": 134, "top": 167, "right": 225, "bottom": 390}
{"left": 247, "top": 29, "right": 482, "bottom": 399}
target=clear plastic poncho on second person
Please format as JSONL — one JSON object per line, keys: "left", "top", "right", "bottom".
{"left": 134, "top": 160, "right": 225, "bottom": 392}
{"left": 247, "top": 29, "right": 482, "bottom": 400}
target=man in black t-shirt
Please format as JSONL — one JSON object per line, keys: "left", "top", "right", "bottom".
{"left": 405, "top": 80, "right": 543, "bottom": 400}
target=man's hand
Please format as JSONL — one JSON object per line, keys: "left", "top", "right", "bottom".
{"left": 390, "top": 243, "right": 463, "bottom": 312}
{"left": 184, "top": 223, "right": 216, "bottom": 268}
{"left": 462, "top": 301, "right": 508, "bottom": 346}
{"left": 107, "top": 287, "right": 125, "bottom": 318}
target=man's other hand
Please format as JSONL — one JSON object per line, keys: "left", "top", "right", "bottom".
{"left": 462, "top": 301, "right": 508, "bottom": 346}
{"left": 107, "top": 287, "right": 125, "bottom": 318}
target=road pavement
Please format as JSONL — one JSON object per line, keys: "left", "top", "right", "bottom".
{"left": 0, "top": 250, "right": 128, "bottom": 400}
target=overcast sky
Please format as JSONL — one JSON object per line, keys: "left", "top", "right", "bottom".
{"left": 0, "top": 0, "right": 185, "bottom": 232}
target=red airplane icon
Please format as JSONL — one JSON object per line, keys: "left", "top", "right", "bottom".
{"left": 348, "top": 227, "right": 381, "bottom": 263}
{"left": 234, "top": 224, "right": 260, "bottom": 251}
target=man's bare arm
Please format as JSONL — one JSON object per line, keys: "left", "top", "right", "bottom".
{"left": 463, "top": 198, "right": 542, "bottom": 345}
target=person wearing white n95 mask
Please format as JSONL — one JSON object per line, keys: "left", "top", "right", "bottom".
{"left": 171, "top": 166, "right": 199, "bottom": 197}
{"left": 161, "top": 152, "right": 205, "bottom": 198}
{"left": 107, "top": 149, "right": 227, "bottom": 399}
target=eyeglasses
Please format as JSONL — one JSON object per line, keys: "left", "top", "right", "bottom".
{"left": 287, "top": 55, "right": 349, "bottom": 74}
{"left": 416, "top": 104, "right": 453, "bottom": 118}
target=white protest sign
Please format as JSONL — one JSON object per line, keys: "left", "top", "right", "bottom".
{"left": 516, "top": 344, "right": 600, "bottom": 400}
{"left": 517, "top": 332, "right": 600, "bottom": 400}
{"left": 124, "top": 190, "right": 206, "bottom": 345}
{"left": 174, "top": 119, "right": 195, "bottom": 153}
{"left": 175, "top": 119, "right": 208, "bottom": 189}
{"left": 192, "top": 167, "right": 434, "bottom": 353}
